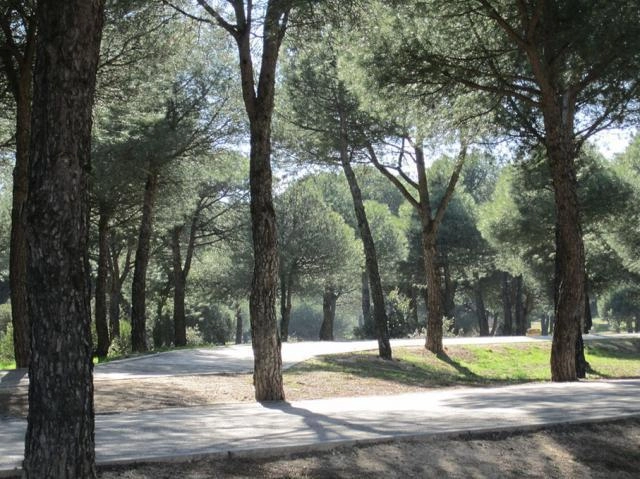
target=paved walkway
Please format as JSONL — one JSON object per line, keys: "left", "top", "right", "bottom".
{"left": 1, "top": 379, "right": 639, "bottom": 476}
{"left": 4, "top": 333, "right": 637, "bottom": 388}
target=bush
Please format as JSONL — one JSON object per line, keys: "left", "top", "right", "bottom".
{"left": 107, "top": 320, "right": 132, "bottom": 358}
{"left": 0, "top": 303, "right": 11, "bottom": 334}
{"left": 0, "top": 323, "right": 14, "bottom": 364}
{"left": 185, "top": 326, "right": 204, "bottom": 346}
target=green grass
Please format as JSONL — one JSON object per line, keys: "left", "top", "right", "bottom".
{"left": 288, "top": 339, "right": 640, "bottom": 387}
{"left": 0, "top": 359, "right": 16, "bottom": 370}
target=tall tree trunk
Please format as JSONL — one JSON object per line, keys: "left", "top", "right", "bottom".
{"left": 360, "top": 270, "right": 372, "bottom": 334}
{"left": 23, "top": 1, "right": 104, "bottom": 476}
{"left": 171, "top": 226, "right": 187, "bottom": 347}
{"left": 248, "top": 116, "right": 284, "bottom": 399}
{"left": 368, "top": 141, "right": 465, "bottom": 354}
{"left": 490, "top": 312, "right": 499, "bottom": 336}
{"left": 547, "top": 136, "right": 585, "bottom": 381}
{"left": 9, "top": 80, "right": 32, "bottom": 368}
{"left": 319, "top": 285, "right": 337, "bottom": 341}
{"left": 341, "top": 157, "right": 392, "bottom": 360}
{"left": 502, "top": 272, "right": 513, "bottom": 336}
{"left": 514, "top": 275, "right": 525, "bottom": 335}
{"left": 474, "top": 278, "right": 489, "bottom": 337}
{"left": 423, "top": 232, "right": 444, "bottom": 353}
{"left": 131, "top": 171, "right": 159, "bottom": 353}
{"left": 94, "top": 206, "right": 110, "bottom": 358}
{"left": 541, "top": 314, "right": 550, "bottom": 336}
{"left": 2, "top": 8, "right": 36, "bottom": 370}
{"left": 107, "top": 241, "right": 132, "bottom": 339}
{"left": 279, "top": 274, "right": 292, "bottom": 342}
{"left": 108, "top": 283, "right": 121, "bottom": 338}
{"left": 235, "top": 302, "right": 243, "bottom": 344}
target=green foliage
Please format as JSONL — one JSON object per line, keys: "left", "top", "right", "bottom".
{"left": 0, "top": 322, "right": 13, "bottom": 364}
{"left": 188, "top": 303, "right": 234, "bottom": 345}
{"left": 289, "top": 301, "right": 323, "bottom": 340}
{"left": 600, "top": 287, "right": 640, "bottom": 333}
{"left": 385, "top": 288, "right": 416, "bottom": 338}
{"left": 277, "top": 176, "right": 362, "bottom": 296}
{"left": 0, "top": 302, "right": 10, "bottom": 333}
{"left": 107, "top": 321, "right": 132, "bottom": 359}
{"left": 185, "top": 326, "right": 204, "bottom": 347}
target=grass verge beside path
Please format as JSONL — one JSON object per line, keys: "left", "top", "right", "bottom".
{"left": 287, "top": 338, "right": 640, "bottom": 389}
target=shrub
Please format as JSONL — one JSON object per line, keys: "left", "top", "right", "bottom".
{"left": 107, "top": 320, "right": 132, "bottom": 358}
{"left": 0, "top": 323, "right": 14, "bottom": 363}
{"left": 0, "top": 303, "right": 11, "bottom": 334}
{"left": 185, "top": 326, "right": 204, "bottom": 346}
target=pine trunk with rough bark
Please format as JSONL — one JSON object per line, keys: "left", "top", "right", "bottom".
{"left": 341, "top": 157, "right": 392, "bottom": 360}
{"left": 502, "top": 272, "right": 513, "bottom": 336}
{"left": 319, "top": 285, "right": 337, "bottom": 341}
{"left": 131, "top": 171, "right": 159, "bottom": 353}
{"left": 514, "top": 275, "right": 526, "bottom": 335}
{"left": 248, "top": 112, "right": 284, "bottom": 399}
{"left": 474, "top": 279, "right": 489, "bottom": 337}
{"left": 361, "top": 270, "right": 372, "bottom": 334}
{"left": 94, "top": 206, "right": 110, "bottom": 357}
{"left": 107, "top": 242, "right": 132, "bottom": 340}
{"left": 423, "top": 233, "right": 444, "bottom": 354}
{"left": 235, "top": 302, "right": 243, "bottom": 344}
{"left": 171, "top": 226, "right": 187, "bottom": 347}
{"left": 23, "top": 1, "right": 104, "bottom": 476}
{"left": 1, "top": 13, "right": 36, "bottom": 368}
{"left": 9, "top": 83, "right": 31, "bottom": 368}
{"left": 547, "top": 134, "right": 585, "bottom": 382}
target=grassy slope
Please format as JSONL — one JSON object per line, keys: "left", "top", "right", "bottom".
{"left": 288, "top": 339, "right": 640, "bottom": 387}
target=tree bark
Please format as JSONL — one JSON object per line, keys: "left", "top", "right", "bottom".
{"left": 502, "top": 272, "right": 513, "bottom": 336}
{"left": 9, "top": 82, "right": 32, "bottom": 368}
{"left": 1, "top": 9, "right": 36, "bottom": 369}
{"left": 360, "top": 270, "right": 372, "bottom": 335}
{"left": 547, "top": 135, "right": 585, "bottom": 382}
{"left": 423, "top": 233, "right": 444, "bottom": 353}
{"left": 107, "top": 241, "right": 132, "bottom": 339}
{"left": 235, "top": 302, "right": 243, "bottom": 344}
{"left": 94, "top": 206, "right": 111, "bottom": 357}
{"left": 368, "top": 141, "right": 465, "bottom": 354}
{"left": 341, "top": 157, "right": 392, "bottom": 359}
{"left": 541, "top": 314, "right": 550, "bottom": 336}
{"left": 23, "top": 1, "right": 104, "bottom": 476}
{"left": 474, "top": 278, "right": 489, "bottom": 336}
{"left": 319, "top": 285, "right": 337, "bottom": 341}
{"left": 171, "top": 226, "right": 187, "bottom": 347}
{"left": 131, "top": 171, "right": 159, "bottom": 353}
{"left": 216, "top": 0, "right": 289, "bottom": 402}
{"left": 490, "top": 312, "right": 499, "bottom": 336}
{"left": 514, "top": 275, "right": 525, "bottom": 335}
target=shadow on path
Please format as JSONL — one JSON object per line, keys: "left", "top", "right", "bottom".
{"left": 260, "top": 401, "right": 387, "bottom": 442}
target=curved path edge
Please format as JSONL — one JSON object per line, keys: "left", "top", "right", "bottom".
{"left": 1, "top": 379, "right": 639, "bottom": 476}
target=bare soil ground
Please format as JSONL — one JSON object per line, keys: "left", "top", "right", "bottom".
{"left": 0, "top": 364, "right": 454, "bottom": 419}
{"left": 98, "top": 418, "right": 640, "bottom": 478}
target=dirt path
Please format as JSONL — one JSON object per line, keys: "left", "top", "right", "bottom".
{"left": 97, "top": 418, "right": 640, "bottom": 478}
